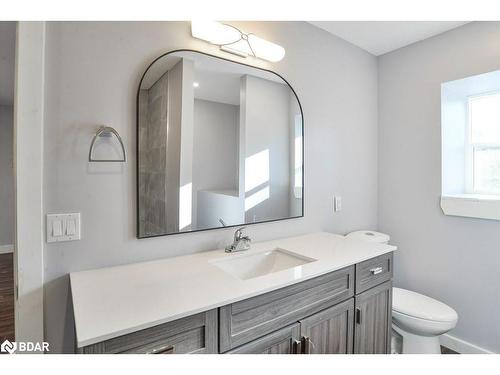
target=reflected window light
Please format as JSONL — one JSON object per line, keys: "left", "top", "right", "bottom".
{"left": 179, "top": 183, "right": 192, "bottom": 230}
{"left": 294, "top": 136, "right": 302, "bottom": 187}
{"left": 293, "top": 266, "right": 303, "bottom": 280}
{"left": 245, "top": 149, "right": 270, "bottom": 192}
{"left": 294, "top": 114, "right": 303, "bottom": 198}
{"left": 245, "top": 186, "right": 270, "bottom": 211}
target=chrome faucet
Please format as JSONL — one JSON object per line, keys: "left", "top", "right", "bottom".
{"left": 225, "top": 227, "right": 251, "bottom": 253}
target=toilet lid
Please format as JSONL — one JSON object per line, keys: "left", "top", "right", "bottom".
{"left": 393, "top": 288, "right": 458, "bottom": 322}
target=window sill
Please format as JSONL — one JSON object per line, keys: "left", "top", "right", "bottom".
{"left": 440, "top": 194, "right": 500, "bottom": 220}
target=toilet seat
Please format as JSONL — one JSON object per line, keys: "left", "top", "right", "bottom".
{"left": 393, "top": 287, "right": 458, "bottom": 323}
{"left": 392, "top": 288, "right": 458, "bottom": 351}
{"left": 393, "top": 309, "right": 457, "bottom": 336}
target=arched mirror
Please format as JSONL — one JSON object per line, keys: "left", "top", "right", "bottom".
{"left": 137, "top": 50, "right": 303, "bottom": 238}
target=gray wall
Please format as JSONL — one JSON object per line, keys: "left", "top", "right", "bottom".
{"left": 42, "top": 21, "right": 378, "bottom": 352}
{"left": 378, "top": 21, "right": 500, "bottom": 353}
{"left": 193, "top": 100, "right": 239, "bottom": 196}
{"left": 0, "top": 22, "right": 15, "bottom": 248}
{"left": 0, "top": 22, "right": 16, "bottom": 106}
{"left": 193, "top": 99, "right": 239, "bottom": 228}
{"left": 243, "top": 75, "right": 291, "bottom": 222}
{"left": 0, "top": 105, "right": 14, "bottom": 246}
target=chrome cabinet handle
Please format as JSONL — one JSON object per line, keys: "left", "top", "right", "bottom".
{"left": 303, "top": 336, "right": 310, "bottom": 354}
{"left": 148, "top": 345, "right": 174, "bottom": 354}
{"left": 301, "top": 336, "right": 315, "bottom": 354}
{"left": 292, "top": 339, "right": 302, "bottom": 354}
{"left": 356, "top": 307, "right": 362, "bottom": 324}
{"left": 370, "top": 266, "right": 383, "bottom": 275}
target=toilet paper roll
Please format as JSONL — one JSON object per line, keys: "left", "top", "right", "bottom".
{"left": 345, "top": 230, "right": 390, "bottom": 244}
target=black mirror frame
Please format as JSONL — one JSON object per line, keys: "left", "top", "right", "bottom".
{"left": 136, "top": 49, "right": 304, "bottom": 239}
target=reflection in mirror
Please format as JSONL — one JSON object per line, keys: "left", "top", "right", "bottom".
{"left": 137, "top": 50, "right": 303, "bottom": 238}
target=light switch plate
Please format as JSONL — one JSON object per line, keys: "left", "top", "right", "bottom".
{"left": 46, "top": 213, "right": 81, "bottom": 243}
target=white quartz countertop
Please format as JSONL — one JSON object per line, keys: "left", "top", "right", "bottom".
{"left": 70, "top": 232, "right": 396, "bottom": 348}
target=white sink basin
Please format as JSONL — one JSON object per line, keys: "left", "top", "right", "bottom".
{"left": 211, "top": 248, "right": 316, "bottom": 280}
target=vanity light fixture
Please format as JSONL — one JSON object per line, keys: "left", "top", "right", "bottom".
{"left": 191, "top": 21, "right": 285, "bottom": 62}
{"left": 193, "top": 81, "right": 199, "bottom": 88}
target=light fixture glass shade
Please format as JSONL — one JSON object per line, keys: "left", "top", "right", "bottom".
{"left": 190, "top": 21, "right": 285, "bottom": 62}
{"left": 247, "top": 34, "right": 285, "bottom": 62}
{"left": 221, "top": 39, "right": 253, "bottom": 57}
{"left": 191, "top": 21, "right": 241, "bottom": 45}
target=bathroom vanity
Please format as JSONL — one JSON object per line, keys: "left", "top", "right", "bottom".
{"left": 70, "top": 50, "right": 395, "bottom": 355}
{"left": 71, "top": 232, "right": 395, "bottom": 354}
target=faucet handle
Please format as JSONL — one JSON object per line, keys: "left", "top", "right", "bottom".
{"left": 234, "top": 227, "right": 246, "bottom": 241}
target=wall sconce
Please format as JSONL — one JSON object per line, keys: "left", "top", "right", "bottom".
{"left": 191, "top": 21, "right": 285, "bottom": 62}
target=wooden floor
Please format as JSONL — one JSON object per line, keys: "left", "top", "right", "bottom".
{"left": 0, "top": 253, "right": 14, "bottom": 343}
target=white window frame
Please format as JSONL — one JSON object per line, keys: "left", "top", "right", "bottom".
{"left": 465, "top": 91, "right": 500, "bottom": 196}
{"left": 441, "top": 71, "right": 500, "bottom": 221}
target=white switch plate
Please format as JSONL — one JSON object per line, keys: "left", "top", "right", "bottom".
{"left": 46, "top": 213, "right": 81, "bottom": 243}
{"left": 334, "top": 196, "right": 342, "bottom": 212}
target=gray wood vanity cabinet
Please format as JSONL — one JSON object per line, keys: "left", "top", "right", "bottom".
{"left": 79, "top": 252, "right": 393, "bottom": 354}
{"left": 353, "top": 252, "right": 393, "bottom": 354}
{"left": 227, "top": 324, "right": 302, "bottom": 354}
{"left": 78, "top": 310, "right": 218, "bottom": 354}
{"left": 354, "top": 280, "right": 392, "bottom": 354}
{"left": 219, "top": 266, "right": 354, "bottom": 352}
{"left": 299, "top": 298, "right": 355, "bottom": 354}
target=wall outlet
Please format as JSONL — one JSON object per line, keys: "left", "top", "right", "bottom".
{"left": 46, "top": 213, "right": 81, "bottom": 243}
{"left": 334, "top": 196, "right": 342, "bottom": 212}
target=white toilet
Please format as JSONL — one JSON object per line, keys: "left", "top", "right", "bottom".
{"left": 346, "top": 230, "right": 459, "bottom": 354}
{"left": 392, "top": 288, "right": 458, "bottom": 354}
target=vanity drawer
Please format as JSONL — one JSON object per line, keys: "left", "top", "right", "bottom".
{"left": 79, "top": 310, "right": 217, "bottom": 354}
{"left": 355, "top": 252, "right": 393, "bottom": 294}
{"left": 219, "top": 266, "right": 354, "bottom": 352}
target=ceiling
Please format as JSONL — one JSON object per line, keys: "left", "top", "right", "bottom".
{"left": 0, "top": 22, "right": 16, "bottom": 106}
{"left": 309, "top": 21, "right": 469, "bottom": 56}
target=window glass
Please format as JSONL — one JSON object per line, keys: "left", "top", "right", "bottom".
{"left": 474, "top": 148, "right": 500, "bottom": 194}
{"left": 469, "top": 94, "right": 500, "bottom": 144}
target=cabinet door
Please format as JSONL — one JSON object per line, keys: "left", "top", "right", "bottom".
{"left": 227, "top": 324, "right": 301, "bottom": 354}
{"left": 354, "top": 281, "right": 392, "bottom": 354}
{"left": 219, "top": 266, "right": 354, "bottom": 352}
{"left": 299, "top": 298, "right": 354, "bottom": 354}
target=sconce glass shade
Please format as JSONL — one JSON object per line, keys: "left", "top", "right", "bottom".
{"left": 191, "top": 21, "right": 241, "bottom": 45}
{"left": 247, "top": 34, "right": 285, "bottom": 62}
{"left": 191, "top": 21, "right": 285, "bottom": 62}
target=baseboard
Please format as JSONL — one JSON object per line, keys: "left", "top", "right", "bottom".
{"left": 440, "top": 334, "right": 495, "bottom": 354}
{"left": 0, "top": 244, "right": 14, "bottom": 254}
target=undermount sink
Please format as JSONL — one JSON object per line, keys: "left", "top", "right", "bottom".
{"left": 211, "top": 248, "right": 316, "bottom": 280}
